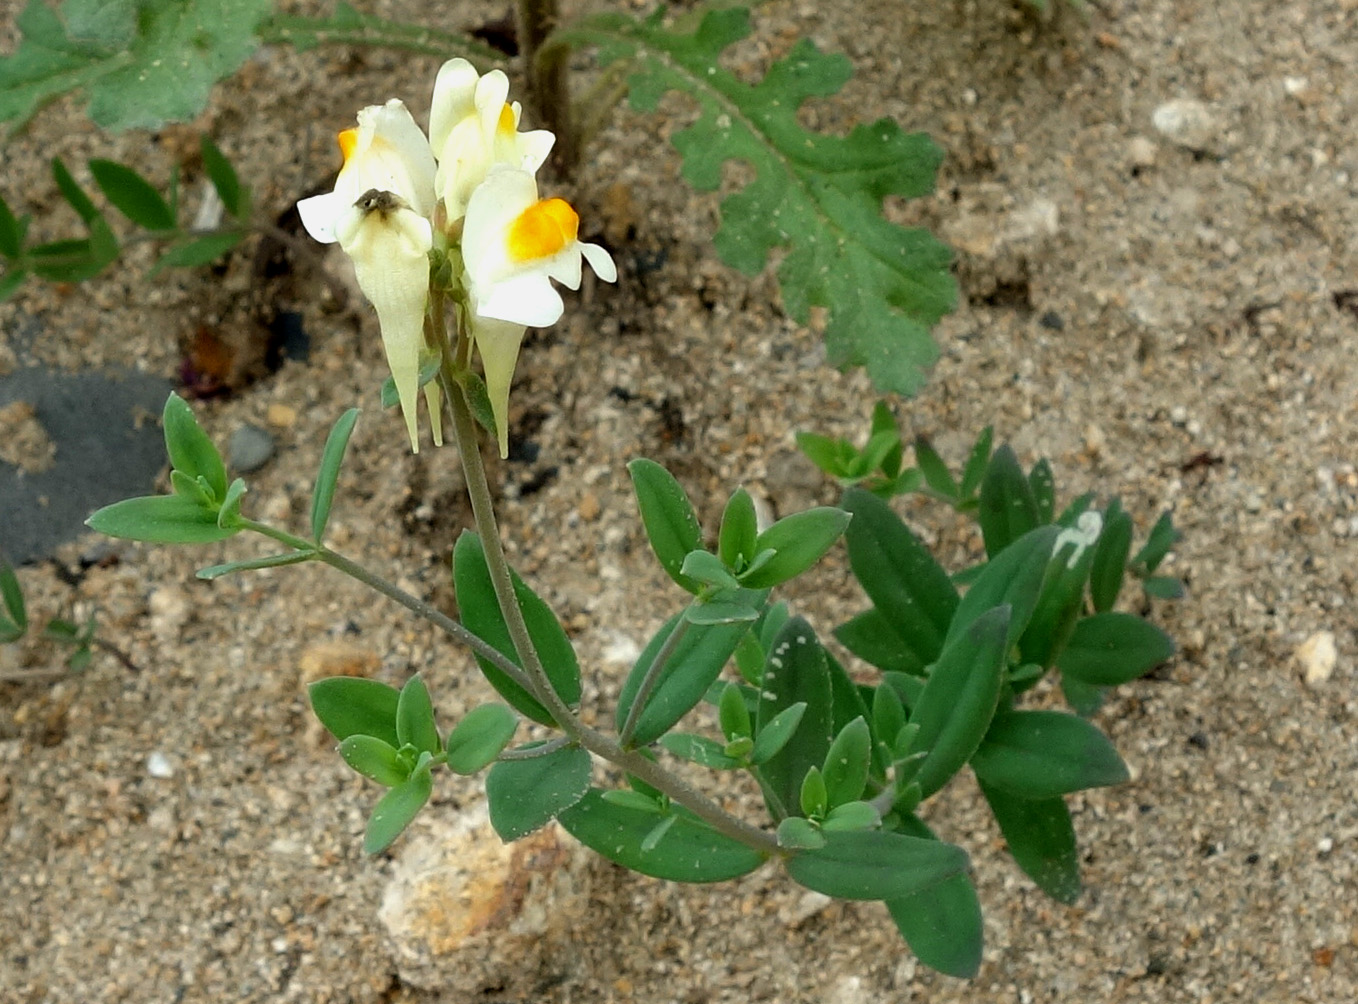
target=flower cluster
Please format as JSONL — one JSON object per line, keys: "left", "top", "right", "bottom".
{"left": 299, "top": 60, "right": 616, "bottom": 456}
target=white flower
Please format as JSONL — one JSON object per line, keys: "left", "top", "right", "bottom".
{"left": 462, "top": 168, "right": 617, "bottom": 329}
{"left": 334, "top": 191, "right": 436, "bottom": 453}
{"left": 297, "top": 100, "right": 436, "bottom": 243}
{"left": 297, "top": 101, "right": 439, "bottom": 452}
{"left": 429, "top": 60, "right": 555, "bottom": 222}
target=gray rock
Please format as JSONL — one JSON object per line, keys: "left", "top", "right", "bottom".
{"left": 0, "top": 366, "right": 172, "bottom": 565}
{"left": 228, "top": 424, "right": 275, "bottom": 473}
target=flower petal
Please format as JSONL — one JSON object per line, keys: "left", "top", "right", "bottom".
{"left": 430, "top": 58, "right": 479, "bottom": 151}
{"left": 297, "top": 191, "right": 350, "bottom": 244}
{"left": 470, "top": 317, "right": 527, "bottom": 458}
{"left": 337, "top": 194, "right": 433, "bottom": 452}
{"left": 580, "top": 241, "right": 618, "bottom": 283}
{"left": 475, "top": 272, "right": 565, "bottom": 329}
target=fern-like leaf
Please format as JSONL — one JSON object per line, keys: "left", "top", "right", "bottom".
{"left": 559, "top": 7, "right": 956, "bottom": 395}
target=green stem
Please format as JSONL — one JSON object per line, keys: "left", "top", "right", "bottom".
{"left": 258, "top": 12, "right": 505, "bottom": 65}
{"left": 433, "top": 324, "right": 778, "bottom": 855}
{"left": 497, "top": 735, "right": 575, "bottom": 761}
{"left": 237, "top": 519, "right": 537, "bottom": 697}
{"left": 617, "top": 612, "right": 691, "bottom": 748}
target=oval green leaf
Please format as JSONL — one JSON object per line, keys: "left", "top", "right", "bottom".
{"left": 364, "top": 769, "right": 433, "bottom": 854}
{"left": 89, "top": 159, "right": 177, "bottom": 231}
{"left": 785, "top": 829, "right": 968, "bottom": 901}
{"left": 486, "top": 744, "right": 592, "bottom": 841}
{"left": 741, "top": 507, "right": 852, "bottom": 589}
{"left": 628, "top": 458, "right": 703, "bottom": 592}
{"left": 340, "top": 734, "right": 410, "bottom": 787}
{"left": 162, "top": 393, "right": 227, "bottom": 502}
{"left": 971, "top": 710, "right": 1129, "bottom": 798}
{"left": 1059, "top": 612, "right": 1176, "bottom": 687}
{"left": 86, "top": 494, "right": 237, "bottom": 544}
{"left": 396, "top": 675, "right": 440, "bottom": 755}
{"left": 443, "top": 704, "right": 518, "bottom": 775}
{"left": 310, "top": 407, "right": 359, "bottom": 541}
{"left": 978, "top": 778, "right": 1081, "bottom": 903}
{"left": 308, "top": 677, "right": 401, "bottom": 748}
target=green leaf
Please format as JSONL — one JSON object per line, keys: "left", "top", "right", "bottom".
{"left": 777, "top": 816, "right": 826, "bottom": 850}
{"left": 905, "top": 605, "right": 1010, "bottom": 799}
{"left": 684, "top": 599, "right": 759, "bottom": 626}
{"left": 785, "top": 829, "right": 968, "bottom": 901}
{"left": 310, "top": 408, "right": 359, "bottom": 541}
{"left": 364, "top": 769, "right": 432, "bottom": 854}
{"left": 972, "top": 710, "right": 1129, "bottom": 798}
{"left": 0, "top": 561, "right": 28, "bottom": 632}
{"left": 154, "top": 229, "right": 244, "bottom": 270}
{"left": 615, "top": 607, "right": 754, "bottom": 745}
{"left": 821, "top": 717, "right": 871, "bottom": 809}
{"left": 1061, "top": 676, "right": 1106, "bottom": 718}
{"left": 1058, "top": 612, "right": 1175, "bottom": 687}
{"left": 958, "top": 427, "right": 995, "bottom": 501}
{"left": 821, "top": 800, "right": 880, "bottom": 832}
{"left": 443, "top": 704, "right": 518, "bottom": 774}
{"left": 1089, "top": 503, "right": 1133, "bottom": 613}
{"left": 751, "top": 702, "right": 806, "bottom": 765}
{"left": 1027, "top": 458, "right": 1056, "bottom": 523}
{"left": 841, "top": 488, "right": 958, "bottom": 670}
{"left": 559, "top": 788, "right": 766, "bottom": 881}
{"left": 659, "top": 733, "right": 741, "bottom": 769}
{"left": 339, "top": 734, "right": 410, "bottom": 787}
{"left": 796, "top": 431, "right": 857, "bottom": 479}
{"left": 485, "top": 744, "right": 592, "bottom": 841}
{"left": 799, "top": 765, "right": 828, "bottom": 818}
{"left": 88, "top": 159, "right": 176, "bottom": 231}
{"left": 0, "top": 194, "right": 25, "bottom": 257}
{"left": 718, "top": 487, "right": 758, "bottom": 568}
{"left": 86, "top": 494, "right": 237, "bottom": 543}
{"left": 395, "top": 675, "right": 440, "bottom": 756}
{"left": 199, "top": 135, "right": 247, "bottom": 219}
{"left": 740, "top": 507, "right": 851, "bottom": 589}
{"left": 887, "top": 847, "right": 983, "bottom": 975}
{"left": 868, "top": 401, "right": 903, "bottom": 478}
{"left": 195, "top": 551, "right": 312, "bottom": 580}
{"left": 52, "top": 157, "right": 100, "bottom": 223}
{"left": 628, "top": 459, "right": 703, "bottom": 592}
{"left": 755, "top": 617, "right": 833, "bottom": 820}
{"left": 1142, "top": 575, "right": 1185, "bottom": 600}
{"left": 1131, "top": 512, "right": 1180, "bottom": 573}
{"left": 978, "top": 446, "right": 1042, "bottom": 557}
{"left": 679, "top": 550, "right": 740, "bottom": 591}
{"left": 834, "top": 608, "right": 920, "bottom": 675}
{"left": 945, "top": 525, "right": 1060, "bottom": 651}
{"left": 718, "top": 681, "right": 751, "bottom": 740}
{"left": 162, "top": 393, "right": 227, "bottom": 501}
{"left": 913, "top": 436, "right": 958, "bottom": 499}
{"left": 0, "top": 266, "right": 30, "bottom": 301}
{"left": 0, "top": 0, "right": 273, "bottom": 132}
{"left": 979, "top": 778, "right": 1081, "bottom": 903}
{"left": 308, "top": 677, "right": 401, "bottom": 749}
{"left": 216, "top": 477, "right": 246, "bottom": 528}
{"left": 452, "top": 531, "right": 582, "bottom": 726}
{"left": 558, "top": 8, "right": 954, "bottom": 396}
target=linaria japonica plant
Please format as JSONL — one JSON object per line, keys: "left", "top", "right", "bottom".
{"left": 84, "top": 61, "right": 1181, "bottom": 979}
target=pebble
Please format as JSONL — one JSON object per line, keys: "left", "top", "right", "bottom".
{"left": 378, "top": 805, "right": 596, "bottom": 993}
{"left": 228, "top": 424, "right": 275, "bottom": 473}
{"left": 146, "top": 752, "right": 174, "bottom": 779}
{"left": 577, "top": 491, "right": 601, "bottom": 522}
{"left": 1295, "top": 630, "right": 1337, "bottom": 686}
{"left": 147, "top": 587, "right": 191, "bottom": 642}
{"left": 266, "top": 403, "right": 298, "bottom": 428}
{"left": 1128, "top": 135, "right": 1159, "bottom": 169}
{"left": 1152, "top": 98, "right": 1222, "bottom": 153}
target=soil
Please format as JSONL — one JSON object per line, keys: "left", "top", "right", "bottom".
{"left": 2, "top": 0, "right": 1357, "bottom": 1001}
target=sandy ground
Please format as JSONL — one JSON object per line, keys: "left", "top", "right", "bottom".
{"left": 2, "top": 0, "right": 1357, "bottom": 1001}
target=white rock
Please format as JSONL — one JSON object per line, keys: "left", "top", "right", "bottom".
{"left": 1152, "top": 99, "right": 1221, "bottom": 153}
{"left": 146, "top": 751, "right": 174, "bottom": 779}
{"left": 147, "top": 586, "right": 191, "bottom": 641}
{"left": 379, "top": 802, "right": 597, "bottom": 993}
{"left": 1295, "top": 630, "right": 1338, "bottom": 685}
{"left": 1128, "top": 135, "right": 1159, "bottom": 168}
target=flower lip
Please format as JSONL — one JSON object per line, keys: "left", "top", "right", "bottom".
{"left": 507, "top": 198, "right": 580, "bottom": 263}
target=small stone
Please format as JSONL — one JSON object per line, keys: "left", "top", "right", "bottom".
{"left": 1152, "top": 98, "right": 1221, "bottom": 153}
{"left": 1038, "top": 311, "right": 1065, "bottom": 331}
{"left": 146, "top": 751, "right": 174, "bottom": 779}
{"left": 148, "top": 586, "right": 191, "bottom": 641}
{"left": 266, "top": 403, "right": 298, "bottom": 428}
{"left": 378, "top": 805, "right": 598, "bottom": 993}
{"left": 1317, "top": 836, "right": 1334, "bottom": 855}
{"left": 1128, "top": 135, "right": 1159, "bottom": 169}
{"left": 0, "top": 400, "right": 57, "bottom": 474}
{"left": 1295, "top": 630, "right": 1337, "bottom": 685}
{"left": 228, "top": 424, "right": 275, "bottom": 473}
{"left": 577, "top": 491, "right": 601, "bottom": 522}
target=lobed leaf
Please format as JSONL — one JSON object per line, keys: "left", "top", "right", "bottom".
{"left": 558, "top": 8, "right": 955, "bottom": 396}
